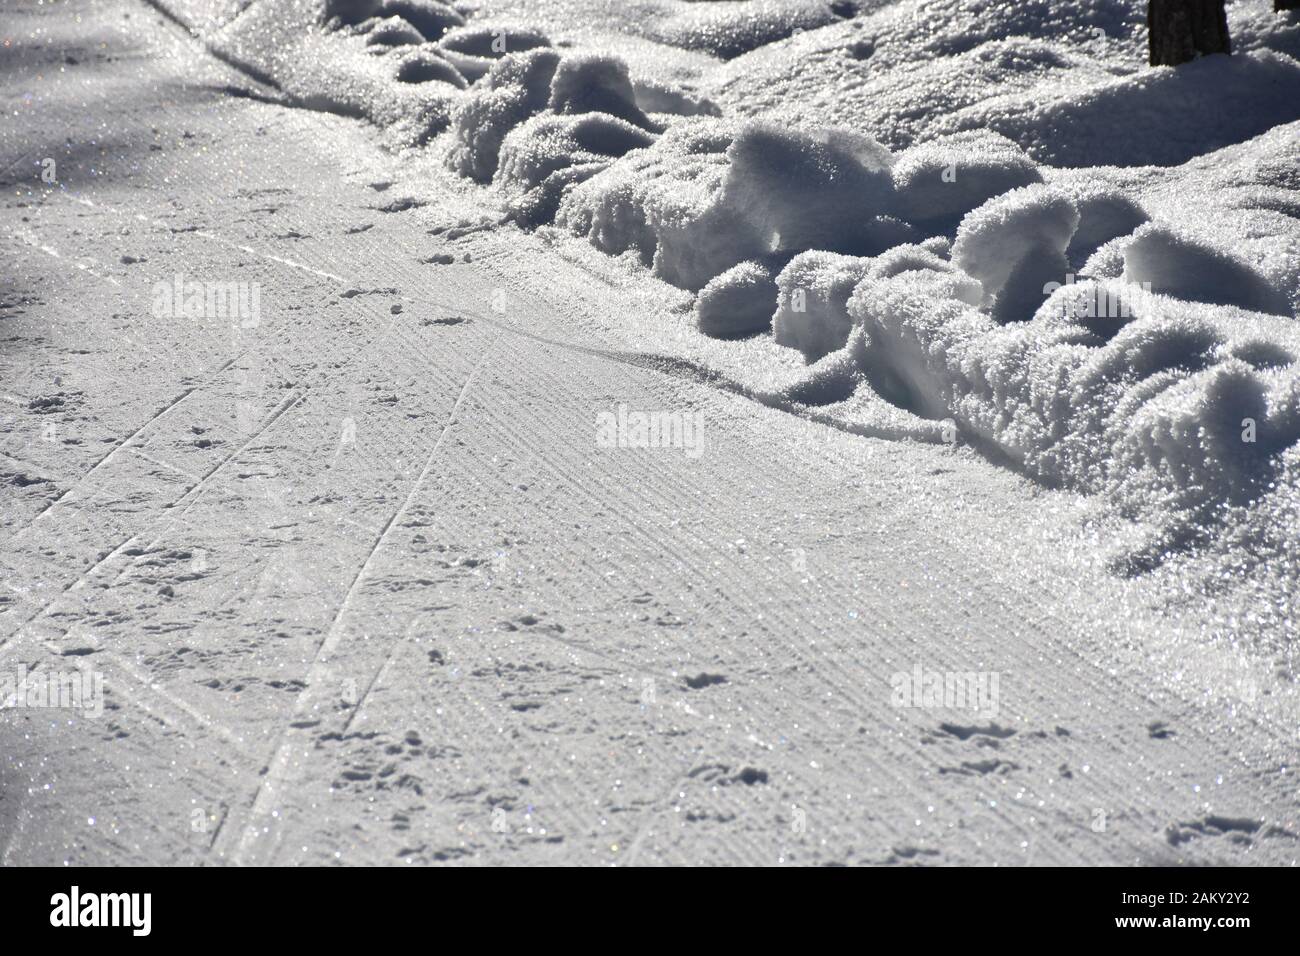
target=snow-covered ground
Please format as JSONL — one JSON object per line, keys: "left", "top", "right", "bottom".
{"left": 1, "top": 0, "right": 1298, "bottom": 865}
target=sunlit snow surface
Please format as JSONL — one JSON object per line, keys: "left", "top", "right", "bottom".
{"left": 188, "top": 0, "right": 1300, "bottom": 626}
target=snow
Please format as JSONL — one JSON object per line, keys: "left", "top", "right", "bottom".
{"left": 694, "top": 260, "right": 776, "bottom": 337}
{"left": 547, "top": 53, "right": 653, "bottom": 129}
{"left": 889, "top": 131, "right": 1043, "bottom": 230}
{"left": 497, "top": 111, "right": 655, "bottom": 224}
{"left": 167, "top": 0, "right": 1300, "bottom": 590}
{"left": 951, "top": 184, "right": 1078, "bottom": 318}
{"left": 558, "top": 118, "right": 761, "bottom": 290}
{"left": 213, "top": 0, "right": 471, "bottom": 144}
{"left": 1122, "top": 222, "right": 1292, "bottom": 316}
{"left": 17, "top": 0, "right": 1300, "bottom": 866}
{"left": 773, "top": 245, "right": 979, "bottom": 361}
{"left": 437, "top": 22, "right": 553, "bottom": 81}
{"left": 1054, "top": 177, "right": 1149, "bottom": 266}
{"left": 446, "top": 48, "right": 560, "bottom": 181}
{"left": 559, "top": 118, "right": 907, "bottom": 290}
{"left": 655, "top": 0, "right": 848, "bottom": 60}
{"left": 967, "top": 49, "right": 1300, "bottom": 168}
{"left": 375, "top": 0, "right": 465, "bottom": 40}
{"left": 394, "top": 47, "right": 469, "bottom": 87}
{"left": 845, "top": 266, "right": 1300, "bottom": 533}
{"left": 721, "top": 121, "right": 899, "bottom": 255}
{"left": 773, "top": 250, "right": 874, "bottom": 361}
{"left": 417, "top": 0, "right": 1300, "bottom": 550}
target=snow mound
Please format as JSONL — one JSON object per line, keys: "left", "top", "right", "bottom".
{"left": 549, "top": 54, "right": 652, "bottom": 129}
{"left": 1080, "top": 235, "right": 1130, "bottom": 281}
{"left": 446, "top": 51, "right": 666, "bottom": 221}
{"left": 658, "top": 0, "right": 849, "bottom": 60}
{"left": 557, "top": 117, "right": 762, "bottom": 290}
{"left": 363, "top": 15, "right": 426, "bottom": 47}
{"left": 847, "top": 271, "right": 1300, "bottom": 526}
{"left": 497, "top": 112, "right": 655, "bottom": 225}
{"left": 774, "top": 246, "right": 980, "bottom": 362}
{"left": 446, "top": 48, "right": 561, "bottom": 182}
{"left": 782, "top": 330, "right": 870, "bottom": 408}
{"left": 889, "top": 131, "right": 1043, "bottom": 230}
{"left": 437, "top": 23, "right": 552, "bottom": 81}
{"left": 1122, "top": 223, "right": 1292, "bottom": 317}
{"left": 959, "top": 50, "right": 1300, "bottom": 168}
{"left": 772, "top": 251, "right": 871, "bottom": 362}
{"left": 394, "top": 47, "right": 468, "bottom": 87}
{"left": 1052, "top": 177, "right": 1149, "bottom": 266}
{"left": 694, "top": 261, "right": 776, "bottom": 338}
{"left": 445, "top": 50, "right": 661, "bottom": 224}
{"left": 952, "top": 184, "right": 1077, "bottom": 323}
{"left": 721, "top": 121, "right": 904, "bottom": 255}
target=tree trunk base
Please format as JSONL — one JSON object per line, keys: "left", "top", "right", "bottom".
{"left": 1149, "top": 0, "right": 1231, "bottom": 66}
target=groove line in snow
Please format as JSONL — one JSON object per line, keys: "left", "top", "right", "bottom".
{"left": 0, "top": 390, "right": 303, "bottom": 650}
{"left": 220, "top": 338, "right": 502, "bottom": 865}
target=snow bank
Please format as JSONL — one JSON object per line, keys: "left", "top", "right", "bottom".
{"left": 213, "top": 0, "right": 473, "bottom": 144}
{"left": 198, "top": 0, "right": 1300, "bottom": 547}
{"left": 757, "top": 141, "right": 1300, "bottom": 526}
{"left": 958, "top": 50, "right": 1300, "bottom": 168}
{"left": 559, "top": 116, "right": 1033, "bottom": 292}
{"left": 557, "top": 118, "right": 764, "bottom": 290}
{"left": 846, "top": 271, "right": 1300, "bottom": 522}
{"left": 559, "top": 117, "right": 922, "bottom": 291}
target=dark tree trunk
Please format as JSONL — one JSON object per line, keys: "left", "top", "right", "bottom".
{"left": 1148, "top": 0, "right": 1231, "bottom": 66}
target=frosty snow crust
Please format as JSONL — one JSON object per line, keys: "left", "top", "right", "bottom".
{"left": 202, "top": 0, "right": 1300, "bottom": 549}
